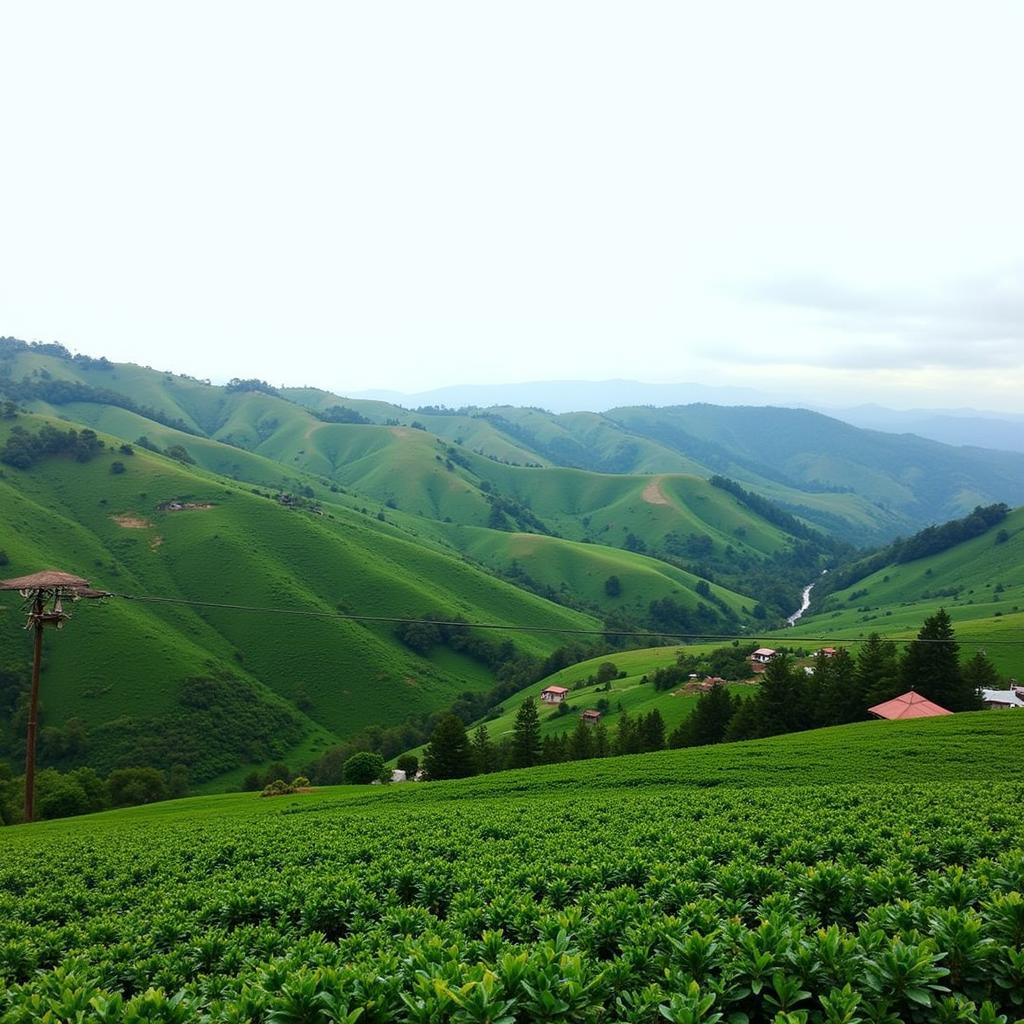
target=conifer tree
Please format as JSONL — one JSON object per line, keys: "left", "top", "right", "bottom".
{"left": 570, "top": 717, "right": 594, "bottom": 761}
{"left": 962, "top": 651, "right": 1000, "bottom": 704}
{"left": 470, "top": 723, "right": 497, "bottom": 774}
{"left": 857, "top": 633, "right": 901, "bottom": 708}
{"left": 511, "top": 697, "right": 542, "bottom": 768}
{"left": 902, "top": 609, "right": 975, "bottom": 710}
{"left": 688, "top": 683, "right": 738, "bottom": 745}
{"left": 640, "top": 709, "right": 666, "bottom": 752}
{"left": 753, "top": 654, "right": 808, "bottom": 737}
{"left": 423, "top": 715, "right": 474, "bottom": 780}
{"left": 592, "top": 721, "right": 610, "bottom": 758}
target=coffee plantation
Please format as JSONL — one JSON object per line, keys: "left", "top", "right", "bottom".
{"left": 2, "top": 714, "right": 1024, "bottom": 1023}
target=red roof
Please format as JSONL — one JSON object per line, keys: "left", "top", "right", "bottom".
{"left": 542, "top": 686, "right": 569, "bottom": 695}
{"left": 868, "top": 690, "right": 952, "bottom": 720}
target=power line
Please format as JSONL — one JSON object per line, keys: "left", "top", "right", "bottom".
{"left": 111, "top": 591, "right": 1024, "bottom": 646}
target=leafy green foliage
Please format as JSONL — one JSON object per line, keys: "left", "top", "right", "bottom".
{"left": 2, "top": 715, "right": 1024, "bottom": 1020}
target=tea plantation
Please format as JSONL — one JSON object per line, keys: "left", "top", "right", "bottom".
{"left": 2, "top": 714, "right": 1024, "bottom": 1023}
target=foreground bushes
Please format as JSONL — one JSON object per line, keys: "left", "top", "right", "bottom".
{"left": 2, "top": 762, "right": 1023, "bottom": 1021}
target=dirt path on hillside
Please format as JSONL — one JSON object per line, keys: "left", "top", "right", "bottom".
{"left": 641, "top": 477, "right": 670, "bottom": 505}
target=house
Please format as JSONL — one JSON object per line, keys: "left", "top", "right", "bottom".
{"left": 815, "top": 647, "right": 838, "bottom": 658}
{"left": 390, "top": 769, "right": 407, "bottom": 783}
{"left": 868, "top": 690, "right": 952, "bottom": 720}
{"left": 750, "top": 647, "right": 777, "bottom": 672}
{"left": 541, "top": 685, "right": 569, "bottom": 704}
{"left": 981, "top": 688, "right": 1024, "bottom": 709}
{"left": 580, "top": 709, "right": 602, "bottom": 724}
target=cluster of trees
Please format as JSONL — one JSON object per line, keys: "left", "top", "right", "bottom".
{"left": 135, "top": 436, "right": 195, "bottom": 464}
{"left": 315, "top": 404, "right": 371, "bottom": 424}
{"left": 224, "top": 378, "right": 280, "bottom": 395}
{"left": 0, "top": 423, "right": 104, "bottom": 469}
{"left": 675, "top": 609, "right": 987, "bottom": 748}
{"left": 0, "top": 763, "right": 189, "bottom": 825}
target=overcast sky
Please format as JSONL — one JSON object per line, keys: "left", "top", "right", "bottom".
{"left": 2, "top": 2, "right": 1021, "bottom": 410}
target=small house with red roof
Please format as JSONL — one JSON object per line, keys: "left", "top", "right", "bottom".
{"left": 868, "top": 691, "right": 952, "bottom": 720}
{"left": 540, "top": 685, "right": 569, "bottom": 705}
{"left": 580, "top": 709, "right": 602, "bottom": 724}
{"left": 750, "top": 647, "right": 777, "bottom": 673}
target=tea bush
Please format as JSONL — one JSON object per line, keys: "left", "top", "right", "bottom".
{"left": 2, "top": 717, "right": 1024, "bottom": 1022}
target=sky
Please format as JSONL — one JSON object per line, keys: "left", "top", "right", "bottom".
{"left": 2, "top": 2, "right": 1022, "bottom": 411}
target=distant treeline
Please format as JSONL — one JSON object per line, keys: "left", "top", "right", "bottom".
{"left": 821, "top": 503, "right": 1010, "bottom": 596}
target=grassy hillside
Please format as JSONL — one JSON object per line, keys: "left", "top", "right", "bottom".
{"left": 3, "top": 714, "right": 1023, "bottom": 1022}
{"left": 9, "top": 339, "right": 1024, "bottom": 545}
{"left": 0, "top": 413, "right": 601, "bottom": 784}
{"left": 798, "top": 506, "right": 1024, "bottom": 677}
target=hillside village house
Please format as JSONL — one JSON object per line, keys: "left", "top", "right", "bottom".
{"left": 981, "top": 686, "right": 1024, "bottom": 709}
{"left": 581, "top": 709, "right": 602, "bottom": 724}
{"left": 541, "top": 685, "right": 569, "bottom": 704}
{"left": 750, "top": 648, "right": 777, "bottom": 673}
{"left": 868, "top": 691, "right": 952, "bottom": 720}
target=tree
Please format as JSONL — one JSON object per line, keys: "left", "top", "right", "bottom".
{"left": 510, "top": 698, "right": 542, "bottom": 769}
{"left": 569, "top": 718, "right": 594, "bottom": 761}
{"left": 962, "top": 651, "right": 1000, "bottom": 702}
{"left": 108, "top": 767, "right": 167, "bottom": 807}
{"left": 342, "top": 751, "right": 386, "bottom": 784}
{"left": 857, "top": 633, "right": 902, "bottom": 708}
{"left": 750, "top": 655, "right": 808, "bottom": 738}
{"left": 592, "top": 722, "right": 610, "bottom": 758}
{"left": 166, "top": 764, "right": 190, "bottom": 799}
{"left": 604, "top": 575, "right": 622, "bottom": 598}
{"left": 470, "top": 724, "right": 497, "bottom": 774}
{"left": 396, "top": 754, "right": 419, "bottom": 779}
{"left": 639, "top": 709, "right": 666, "bottom": 752}
{"left": 687, "top": 683, "right": 738, "bottom": 746}
{"left": 595, "top": 662, "right": 619, "bottom": 685}
{"left": 902, "top": 609, "right": 976, "bottom": 710}
{"left": 422, "top": 716, "right": 474, "bottom": 780}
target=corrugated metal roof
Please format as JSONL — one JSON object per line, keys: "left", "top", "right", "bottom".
{"left": 982, "top": 689, "right": 1024, "bottom": 708}
{"left": 868, "top": 690, "right": 953, "bottom": 720}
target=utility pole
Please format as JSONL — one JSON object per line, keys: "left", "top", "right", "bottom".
{"left": 0, "top": 570, "right": 108, "bottom": 823}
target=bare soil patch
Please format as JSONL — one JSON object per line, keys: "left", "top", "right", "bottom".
{"left": 641, "top": 478, "right": 670, "bottom": 505}
{"left": 112, "top": 514, "right": 153, "bottom": 529}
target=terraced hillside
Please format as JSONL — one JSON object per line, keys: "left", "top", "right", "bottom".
{"left": 3, "top": 714, "right": 1024, "bottom": 1022}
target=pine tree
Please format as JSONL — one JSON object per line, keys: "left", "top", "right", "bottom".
{"left": 614, "top": 708, "right": 637, "bottom": 755}
{"left": 689, "top": 683, "right": 737, "bottom": 745}
{"left": 423, "top": 715, "right": 475, "bottom": 780}
{"left": 640, "top": 709, "right": 666, "bottom": 752}
{"left": 818, "top": 648, "right": 861, "bottom": 725}
{"left": 962, "top": 651, "right": 999, "bottom": 707}
{"left": 470, "top": 723, "right": 497, "bottom": 774}
{"left": 511, "top": 697, "right": 542, "bottom": 768}
{"left": 592, "top": 721, "right": 610, "bottom": 758}
{"left": 857, "top": 633, "right": 901, "bottom": 708}
{"left": 570, "top": 717, "right": 594, "bottom": 761}
{"left": 753, "top": 654, "right": 808, "bottom": 737}
{"left": 902, "top": 609, "right": 971, "bottom": 710}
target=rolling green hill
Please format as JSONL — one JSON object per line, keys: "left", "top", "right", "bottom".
{"left": 8, "top": 339, "right": 1024, "bottom": 545}
{"left": 796, "top": 506, "right": 1024, "bottom": 677}
{"left": 0, "top": 413, "right": 603, "bottom": 785}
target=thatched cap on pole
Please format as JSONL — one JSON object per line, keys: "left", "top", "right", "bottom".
{"left": 0, "top": 570, "right": 91, "bottom": 592}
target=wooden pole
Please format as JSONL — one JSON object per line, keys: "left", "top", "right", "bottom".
{"left": 24, "top": 593, "right": 44, "bottom": 824}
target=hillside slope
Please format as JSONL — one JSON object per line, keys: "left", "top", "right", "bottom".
{"left": 0, "top": 413, "right": 602, "bottom": 784}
